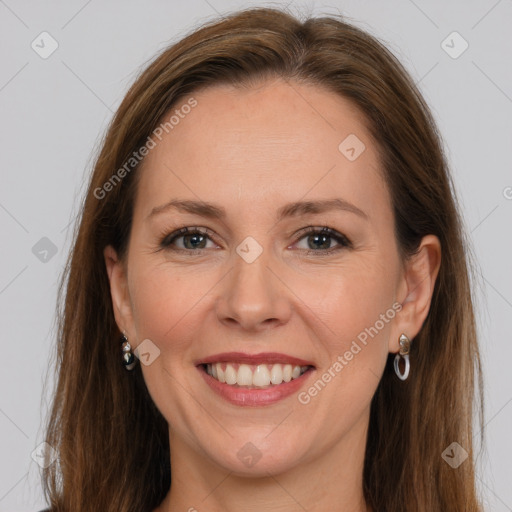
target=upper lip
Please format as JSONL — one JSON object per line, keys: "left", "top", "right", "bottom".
{"left": 196, "top": 352, "right": 315, "bottom": 367}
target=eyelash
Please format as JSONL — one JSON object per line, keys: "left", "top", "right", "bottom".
{"left": 158, "top": 226, "right": 352, "bottom": 256}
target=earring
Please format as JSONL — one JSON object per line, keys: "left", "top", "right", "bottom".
{"left": 394, "top": 333, "right": 411, "bottom": 381}
{"left": 121, "top": 334, "right": 137, "bottom": 371}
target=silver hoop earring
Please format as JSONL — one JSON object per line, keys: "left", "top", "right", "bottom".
{"left": 121, "top": 334, "right": 137, "bottom": 371}
{"left": 394, "top": 333, "right": 411, "bottom": 381}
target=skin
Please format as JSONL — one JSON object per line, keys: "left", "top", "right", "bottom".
{"left": 104, "top": 78, "right": 441, "bottom": 512}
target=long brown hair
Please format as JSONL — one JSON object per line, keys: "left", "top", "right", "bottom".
{"left": 42, "top": 7, "right": 484, "bottom": 511}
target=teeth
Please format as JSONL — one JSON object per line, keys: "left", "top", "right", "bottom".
{"left": 283, "top": 364, "right": 292, "bottom": 382}
{"left": 270, "top": 364, "right": 283, "bottom": 384}
{"left": 205, "top": 362, "right": 309, "bottom": 388}
{"left": 253, "top": 365, "right": 270, "bottom": 386}
{"left": 237, "top": 364, "right": 253, "bottom": 386}
{"left": 225, "top": 364, "right": 237, "bottom": 385}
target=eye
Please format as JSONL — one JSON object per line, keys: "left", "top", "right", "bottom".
{"left": 160, "top": 227, "right": 219, "bottom": 251}
{"left": 292, "top": 227, "right": 351, "bottom": 254}
{"left": 158, "top": 225, "right": 351, "bottom": 255}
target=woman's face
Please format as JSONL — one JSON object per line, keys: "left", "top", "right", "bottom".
{"left": 106, "top": 79, "right": 425, "bottom": 476}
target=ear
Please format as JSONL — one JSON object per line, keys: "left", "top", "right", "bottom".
{"left": 389, "top": 234, "right": 441, "bottom": 352}
{"left": 104, "top": 245, "right": 136, "bottom": 340}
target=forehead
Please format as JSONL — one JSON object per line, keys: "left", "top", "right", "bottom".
{"left": 134, "top": 79, "right": 390, "bottom": 223}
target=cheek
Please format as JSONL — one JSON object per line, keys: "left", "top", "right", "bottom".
{"left": 296, "top": 264, "right": 399, "bottom": 418}
{"left": 298, "top": 270, "right": 396, "bottom": 406}
{"left": 128, "top": 263, "right": 196, "bottom": 341}
{"left": 302, "top": 259, "right": 398, "bottom": 345}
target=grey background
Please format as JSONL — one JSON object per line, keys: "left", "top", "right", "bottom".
{"left": 0, "top": 0, "right": 511, "bottom": 510}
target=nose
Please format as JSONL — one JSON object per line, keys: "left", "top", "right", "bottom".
{"left": 215, "top": 249, "right": 293, "bottom": 332}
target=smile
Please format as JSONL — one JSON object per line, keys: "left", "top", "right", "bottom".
{"left": 196, "top": 352, "right": 316, "bottom": 406}
{"left": 203, "top": 362, "right": 310, "bottom": 388}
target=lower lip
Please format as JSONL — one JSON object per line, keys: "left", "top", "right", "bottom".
{"left": 198, "top": 365, "right": 315, "bottom": 407}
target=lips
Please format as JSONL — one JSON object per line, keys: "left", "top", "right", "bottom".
{"left": 196, "top": 352, "right": 316, "bottom": 406}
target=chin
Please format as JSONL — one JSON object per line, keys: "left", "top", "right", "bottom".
{"left": 207, "top": 433, "right": 309, "bottom": 477}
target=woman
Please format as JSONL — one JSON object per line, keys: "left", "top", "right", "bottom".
{"left": 41, "top": 7, "right": 484, "bottom": 511}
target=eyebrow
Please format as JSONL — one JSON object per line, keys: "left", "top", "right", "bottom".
{"left": 147, "top": 198, "right": 368, "bottom": 222}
